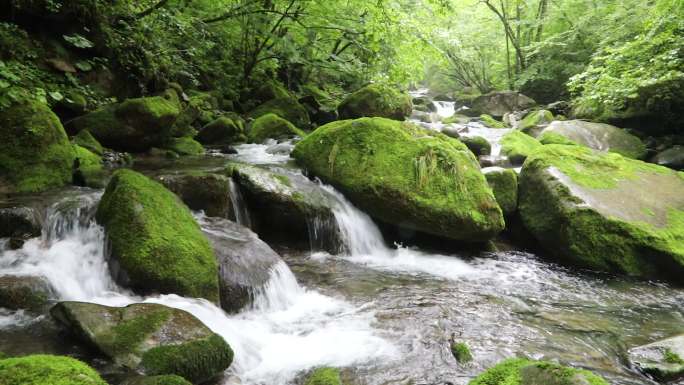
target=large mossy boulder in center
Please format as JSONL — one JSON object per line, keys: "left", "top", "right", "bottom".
{"left": 0, "top": 354, "right": 108, "bottom": 385}
{"left": 197, "top": 117, "right": 246, "bottom": 145}
{"left": 292, "top": 118, "right": 504, "bottom": 242}
{"left": 629, "top": 334, "right": 684, "bottom": 381}
{"left": 0, "top": 101, "right": 75, "bottom": 194}
{"left": 519, "top": 145, "right": 684, "bottom": 281}
{"left": 247, "top": 113, "right": 306, "bottom": 143}
{"left": 249, "top": 97, "right": 310, "bottom": 128}
{"left": 67, "top": 96, "right": 180, "bottom": 153}
{"left": 51, "top": 301, "right": 233, "bottom": 383}
{"left": 470, "top": 91, "right": 536, "bottom": 118}
{"left": 96, "top": 169, "right": 219, "bottom": 301}
{"left": 469, "top": 358, "right": 609, "bottom": 385}
{"left": 337, "top": 84, "right": 412, "bottom": 121}
{"left": 538, "top": 120, "right": 646, "bottom": 159}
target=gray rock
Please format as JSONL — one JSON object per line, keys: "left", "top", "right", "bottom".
{"left": 539, "top": 120, "right": 646, "bottom": 159}
{"left": 0, "top": 206, "right": 41, "bottom": 249}
{"left": 158, "top": 173, "right": 232, "bottom": 218}
{"left": 651, "top": 145, "right": 684, "bottom": 170}
{"left": 0, "top": 275, "right": 54, "bottom": 312}
{"left": 629, "top": 334, "right": 684, "bottom": 381}
{"left": 471, "top": 91, "right": 536, "bottom": 118}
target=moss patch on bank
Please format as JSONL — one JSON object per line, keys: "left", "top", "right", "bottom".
{"left": 0, "top": 354, "right": 107, "bottom": 385}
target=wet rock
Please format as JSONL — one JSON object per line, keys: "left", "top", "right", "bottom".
{"left": 538, "top": 120, "right": 647, "bottom": 159}
{"left": 460, "top": 136, "right": 491, "bottom": 156}
{"left": 338, "top": 84, "right": 412, "bottom": 121}
{"left": 479, "top": 114, "right": 508, "bottom": 128}
{"left": 292, "top": 117, "right": 504, "bottom": 242}
{"left": 197, "top": 117, "right": 246, "bottom": 145}
{"left": 247, "top": 113, "right": 306, "bottom": 143}
{"left": 518, "top": 110, "right": 554, "bottom": 133}
{"left": 67, "top": 96, "right": 180, "bottom": 153}
{"left": 500, "top": 131, "right": 542, "bottom": 165}
{"left": 470, "top": 91, "right": 536, "bottom": 118}
{"left": 0, "top": 354, "right": 107, "bottom": 385}
{"left": 519, "top": 145, "right": 684, "bottom": 281}
{"left": 441, "top": 125, "right": 462, "bottom": 139}
{"left": 157, "top": 173, "right": 231, "bottom": 218}
{"left": 249, "top": 97, "right": 310, "bottom": 129}
{"left": 165, "top": 137, "right": 204, "bottom": 156}
{"left": 199, "top": 216, "right": 282, "bottom": 313}
{"left": 484, "top": 167, "right": 518, "bottom": 216}
{"left": 469, "top": 358, "right": 608, "bottom": 385}
{"left": 546, "top": 101, "right": 571, "bottom": 116}
{"left": 629, "top": 334, "right": 684, "bottom": 381}
{"left": 51, "top": 301, "right": 233, "bottom": 383}
{"left": 442, "top": 114, "right": 471, "bottom": 125}
{"left": 121, "top": 375, "right": 193, "bottom": 385}
{"left": 96, "top": 169, "right": 219, "bottom": 302}
{"left": 0, "top": 206, "right": 41, "bottom": 249}
{"left": 0, "top": 275, "right": 54, "bottom": 312}
{"left": 102, "top": 151, "right": 132, "bottom": 168}
{"left": 651, "top": 145, "right": 684, "bottom": 170}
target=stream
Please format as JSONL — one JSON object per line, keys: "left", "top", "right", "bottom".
{"left": 1, "top": 120, "right": 682, "bottom": 385}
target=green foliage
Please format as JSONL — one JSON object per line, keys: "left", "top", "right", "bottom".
{"left": 0, "top": 354, "right": 107, "bottom": 385}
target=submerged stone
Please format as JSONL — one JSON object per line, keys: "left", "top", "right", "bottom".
{"left": 629, "top": 334, "right": 684, "bottom": 381}
{"left": 519, "top": 145, "right": 684, "bottom": 281}
{"left": 338, "top": 84, "right": 412, "bottom": 120}
{"left": 292, "top": 117, "right": 504, "bottom": 242}
{"left": 0, "top": 354, "right": 107, "bottom": 385}
{"left": 468, "top": 358, "right": 609, "bottom": 385}
{"left": 538, "top": 120, "right": 646, "bottom": 159}
{"left": 51, "top": 301, "right": 233, "bottom": 383}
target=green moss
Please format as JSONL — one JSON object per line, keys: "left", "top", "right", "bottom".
{"left": 197, "top": 117, "right": 245, "bottom": 145}
{"left": 166, "top": 137, "right": 204, "bottom": 156}
{"left": 293, "top": 117, "right": 504, "bottom": 242}
{"left": 0, "top": 354, "right": 107, "bottom": 385}
{"left": 0, "top": 101, "right": 75, "bottom": 193}
{"left": 469, "top": 358, "right": 531, "bottom": 385}
{"left": 451, "top": 342, "right": 473, "bottom": 363}
{"left": 468, "top": 359, "right": 609, "bottom": 385}
{"left": 443, "top": 114, "right": 470, "bottom": 125}
{"left": 96, "top": 169, "right": 219, "bottom": 301}
{"left": 460, "top": 136, "right": 491, "bottom": 156}
{"left": 537, "top": 132, "right": 578, "bottom": 146}
{"left": 140, "top": 334, "right": 233, "bottom": 383}
{"left": 305, "top": 367, "right": 342, "bottom": 385}
{"left": 248, "top": 113, "right": 307, "bottom": 143}
{"left": 500, "top": 131, "right": 542, "bottom": 164}
{"left": 480, "top": 114, "right": 508, "bottom": 128}
{"left": 73, "top": 130, "right": 104, "bottom": 156}
{"left": 485, "top": 168, "right": 518, "bottom": 216}
{"left": 101, "top": 308, "right": 172, "bottom": 356}
{"left": 273, "top": 174, "right": 292, "bottom": 187}
{"left": 125, "top": 375, "right": 193, "bottom": 385}
{"left": 72, "top": 145, "right": 102, "bottom": 170}
{"left": 664, "top": 349, "right": 684, "bottom": 364}
{"left": 518, "top": 110, "right": 554, "bottom": 131}
{"left": 249, "top": 97, "right": 310, "bottom": 128}
{"left": 338, "top": 83, "right": 412, "bottom": 120}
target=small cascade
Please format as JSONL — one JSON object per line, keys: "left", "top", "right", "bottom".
{"left": 228, "top": 178, "right": 252, "bottom": 228}
{"left": 433, "top": 101, "right": 455, "bottom": 119}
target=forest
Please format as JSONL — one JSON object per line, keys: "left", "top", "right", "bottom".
{"left": 0, "top": 0, "right": 683, "bottom": 385}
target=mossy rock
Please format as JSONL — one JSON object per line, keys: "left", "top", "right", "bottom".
{"left": 158, "top": 172, "right": 231, "bottom": 218}
{"left": 480, "top": 114, "right": 508, "bottom": 129}
{"left": 0, "top": 354, "right": 107, "bottom": 385}
{"left": 0, "top": 275, "right": 54, "bottom": 312}
{"left": 67, "top": 96, "right": 180, "bottom": 153}
{"left": 443, "top": 114, "right": 471, "bottom": 125}
{"left": 338, "top": 83, "right": 412, "bottom": 121}
{"left": 305, "top": 367, "right": 343, "bottom": 385}
{"left": 249, "top": 97, "right": 310, "bottom": 128}
{"left": 518, "top": 110, "right": 554, "bottom": 132}
{"left": 469, "top": 358, "right": 609, "bottom": 385}
{"left": 484, "top": 168, "right": 518, "bottom": 216}
{"left": 537, "top": 132, "right": 578, "bottom": 146}
{"left": 0, "top": 101, "right": 75, "bottom": 194}
{"left": 72, "top": 144, "right": 106, "bottom": 188}
{"left": 500, "top": 131, "right": 542, "bottom": 165}
{"left": 538, "top": 120, "right": 647, "bottom": 159}
{"left": 519, "top": 145, "right": 684, "bottom": 281}
{"left": 197, "top": 117, "right": 245, "bottom": 145}
{"left": 292, "top": 118, "right": 504, "bottom": 242}
{"left": 51, "top": 302, "right": 233, "bottom": 383}
{"left": 166, "top": 137, "right": 204, "bottom": 156}
{"left": 461, "top": 136, "right": 491, "bottom": 156}
{"left": 629, "top": 334, "right": 684, "bottom": 381}
{"left": 72, "top": 130, "right": 104, "bottom": 156}
{"left": 252, "top": 80, "right": 292, "bottom": 104}
{"left": 450, "top": 341, "right": 473, "bottom": 363}
{"left": 471, "top": 91, "right": 537, "bottom": 118}
{"left": 248, "top": 113, "right": 306, "bottom": 143}
{"left": 96, "top": 169, "right": 219, "bottom": 301}
{"left": 121, "top": 375, "right": 193, "bottom": 385}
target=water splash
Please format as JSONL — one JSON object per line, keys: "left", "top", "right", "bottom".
{"left": 228, "top": 178, "right": 252, "bottom": 228}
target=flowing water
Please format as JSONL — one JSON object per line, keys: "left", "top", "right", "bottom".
{"left": 0, "top": 141, "right": 682, "bottom": 385}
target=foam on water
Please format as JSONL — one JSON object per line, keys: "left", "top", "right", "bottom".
{"left": 230, "top": 139, "right": 295, "bottom": 165}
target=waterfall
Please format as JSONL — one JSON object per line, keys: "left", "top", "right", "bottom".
{"left": 433, "top": 101, "right": 455, "bottom": 119}
{"left": 228, "top": 178, "right": 252, "bottom": 228}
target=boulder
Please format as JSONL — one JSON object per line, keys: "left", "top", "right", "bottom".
{"left": 469, "top": 358, "right": 608, "bottom": 385}
{"left": 338, "top": 84, "right": 412, "bottom": 121}
{"left": 96, "top": 169, "right": 219, "bottom": 301}
{"left": 479, "top": 114, "right": 507, "bottom": 128}
{"left": 249, "top": 97, "right": 310, "bottom": 128}
{"left": 0, "top": 206, "right": 41, "bottom": 249}
{"left": 0, "top": 101, "right": 75, "bottom": 194}
{"left": 538, "top": 120, "right": 646, "bottom": 159}
{"left": 292, "top": 118, "right": 504, "bottom": 242}
{"left": 51, "top": 301, "right": 233, "bottom": 383}
{"left": 518, "top": 110, "right": 554, "bottom": 132}
{"left": 500, "top": 131, "right": 542, "bottom": 164}
{"left": 72, "top": 129, "right": 104, "bottom": 155}
{"left": 519, "top": 145, "right": 684, "bottom": 280}
{"left": 629, "top": 334, "right": 684, "bottom": 381}
{"left": 0, "top": 354, "right": 107, "bottom": 385}
{"left": 199, "top": 216, "right": 282, "bottom": 313}
{"left": 197, "top": 117, "right": 246, "bottom": 145}
{"left": 72, "top": 144, "right": 107, "bottom": 189}
{"left": 0, "top": 275, "right": 54, "bottom": 312}
{"left": 247, "top": 113, "right": 306, "bottom": 143}
{"left": 67, "top": 96, "right": 180, "bottom": 153}
{"left": 442, "top": 114, "right": 470, "bottom": 125}
{"left": 651, "top": 145, "right": 684, "bottom": 170}
{"left": 305, "top": 367, "right": 342, "bottom": 385}
{"left": 121, "top": 375, "right": 193, "bottom": 385}
{"left": 484, "top": 167, "right": 518, "bottom": 216}
{"left": 166, "top": 137, "right": 204, "bottom": 156}
{"left": 470, "top": 91, "right": 536, "bottom": 118}
{"left": 252, "top": 80, "right": 291, "bottom": 105}
{"left": 158, "top": 173, "right": 231, "bottom": 218}
{"left": 460, "top": 136, "right": 491, "bottom": 156}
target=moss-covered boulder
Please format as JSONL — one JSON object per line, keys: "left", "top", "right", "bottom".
{"left": 249, "top": 97, "right": 310, "bottom": 128}
{"left": 166, "top": 137, "right": 204, "bottom": 156}
{"left": 443, "top": 114, "right": 471, "bottom": 125}
{"left": 252, "top": 80, "right": 292, "bottom": 105}
{"left": 469, "top": 358, "right": 609, "bottom": 385}
{"left": 158, "top": 172, "right": 231, "bottom": 218}
{"left": 197, "top": 117, "right": 246, "bottom": 145}
{"left": 518, "top": 110, "right": 554, "bottom": 133}
{"left": 538, "top": 120, "right": 646, "bottom": 159}
{"left": 501, "top": 131, "right": 542, "bottom": 165}
{"left": 72, "top": 130, "right": 104, "bottom": 156}
{"left": 67, "top": 96, "right": 180, "bottom": 153}
{"left": 338, "top": 84, "right": 412, "bottom": 121}
{"left": 537, "top": 131, "right": 579, "bottom": 146}
{"left": 0, "top": 275, "right": 54, "bottom": 312}
{"left": 629, "top": 334, "right": 684, "bottom": 381}
{"left": 484, "top": 168, "right": 518, "bottom": 216}
{"left": 460, "top": 136, "right": 491, "bottom": 156}
{"left": 0, "top": 101, "right": 75, "bottom": 194}
{"left": 247, "top": 113, "right": 306, "bottom": 143}
{"left": 480, "top": 114, "right": 508, "bottom": 128}
{"left": 72, "top": 144, "right": 107, "bottom": 188}
{"left": 519, "top": 145, "right": 684, "bottom": 281}
{"left": 305, "top": 367, "right": 343, "bottom": 385}
{"left": 51, "top": 302, "right": 233, "bottom": 383}
{"left": 471, "top": 91, "right": 536, "bottom": 118}
{"left": 96, "top": 169, "right": 219, "bottom": 301}
{"left": 292, "top": 118, "right": 504, "bottom": 242}
{"left": 0, "top": 354, "right": 108, "bottom": 385}
{"left": 122, "top": 375, "right": 193, "bottom": 385}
